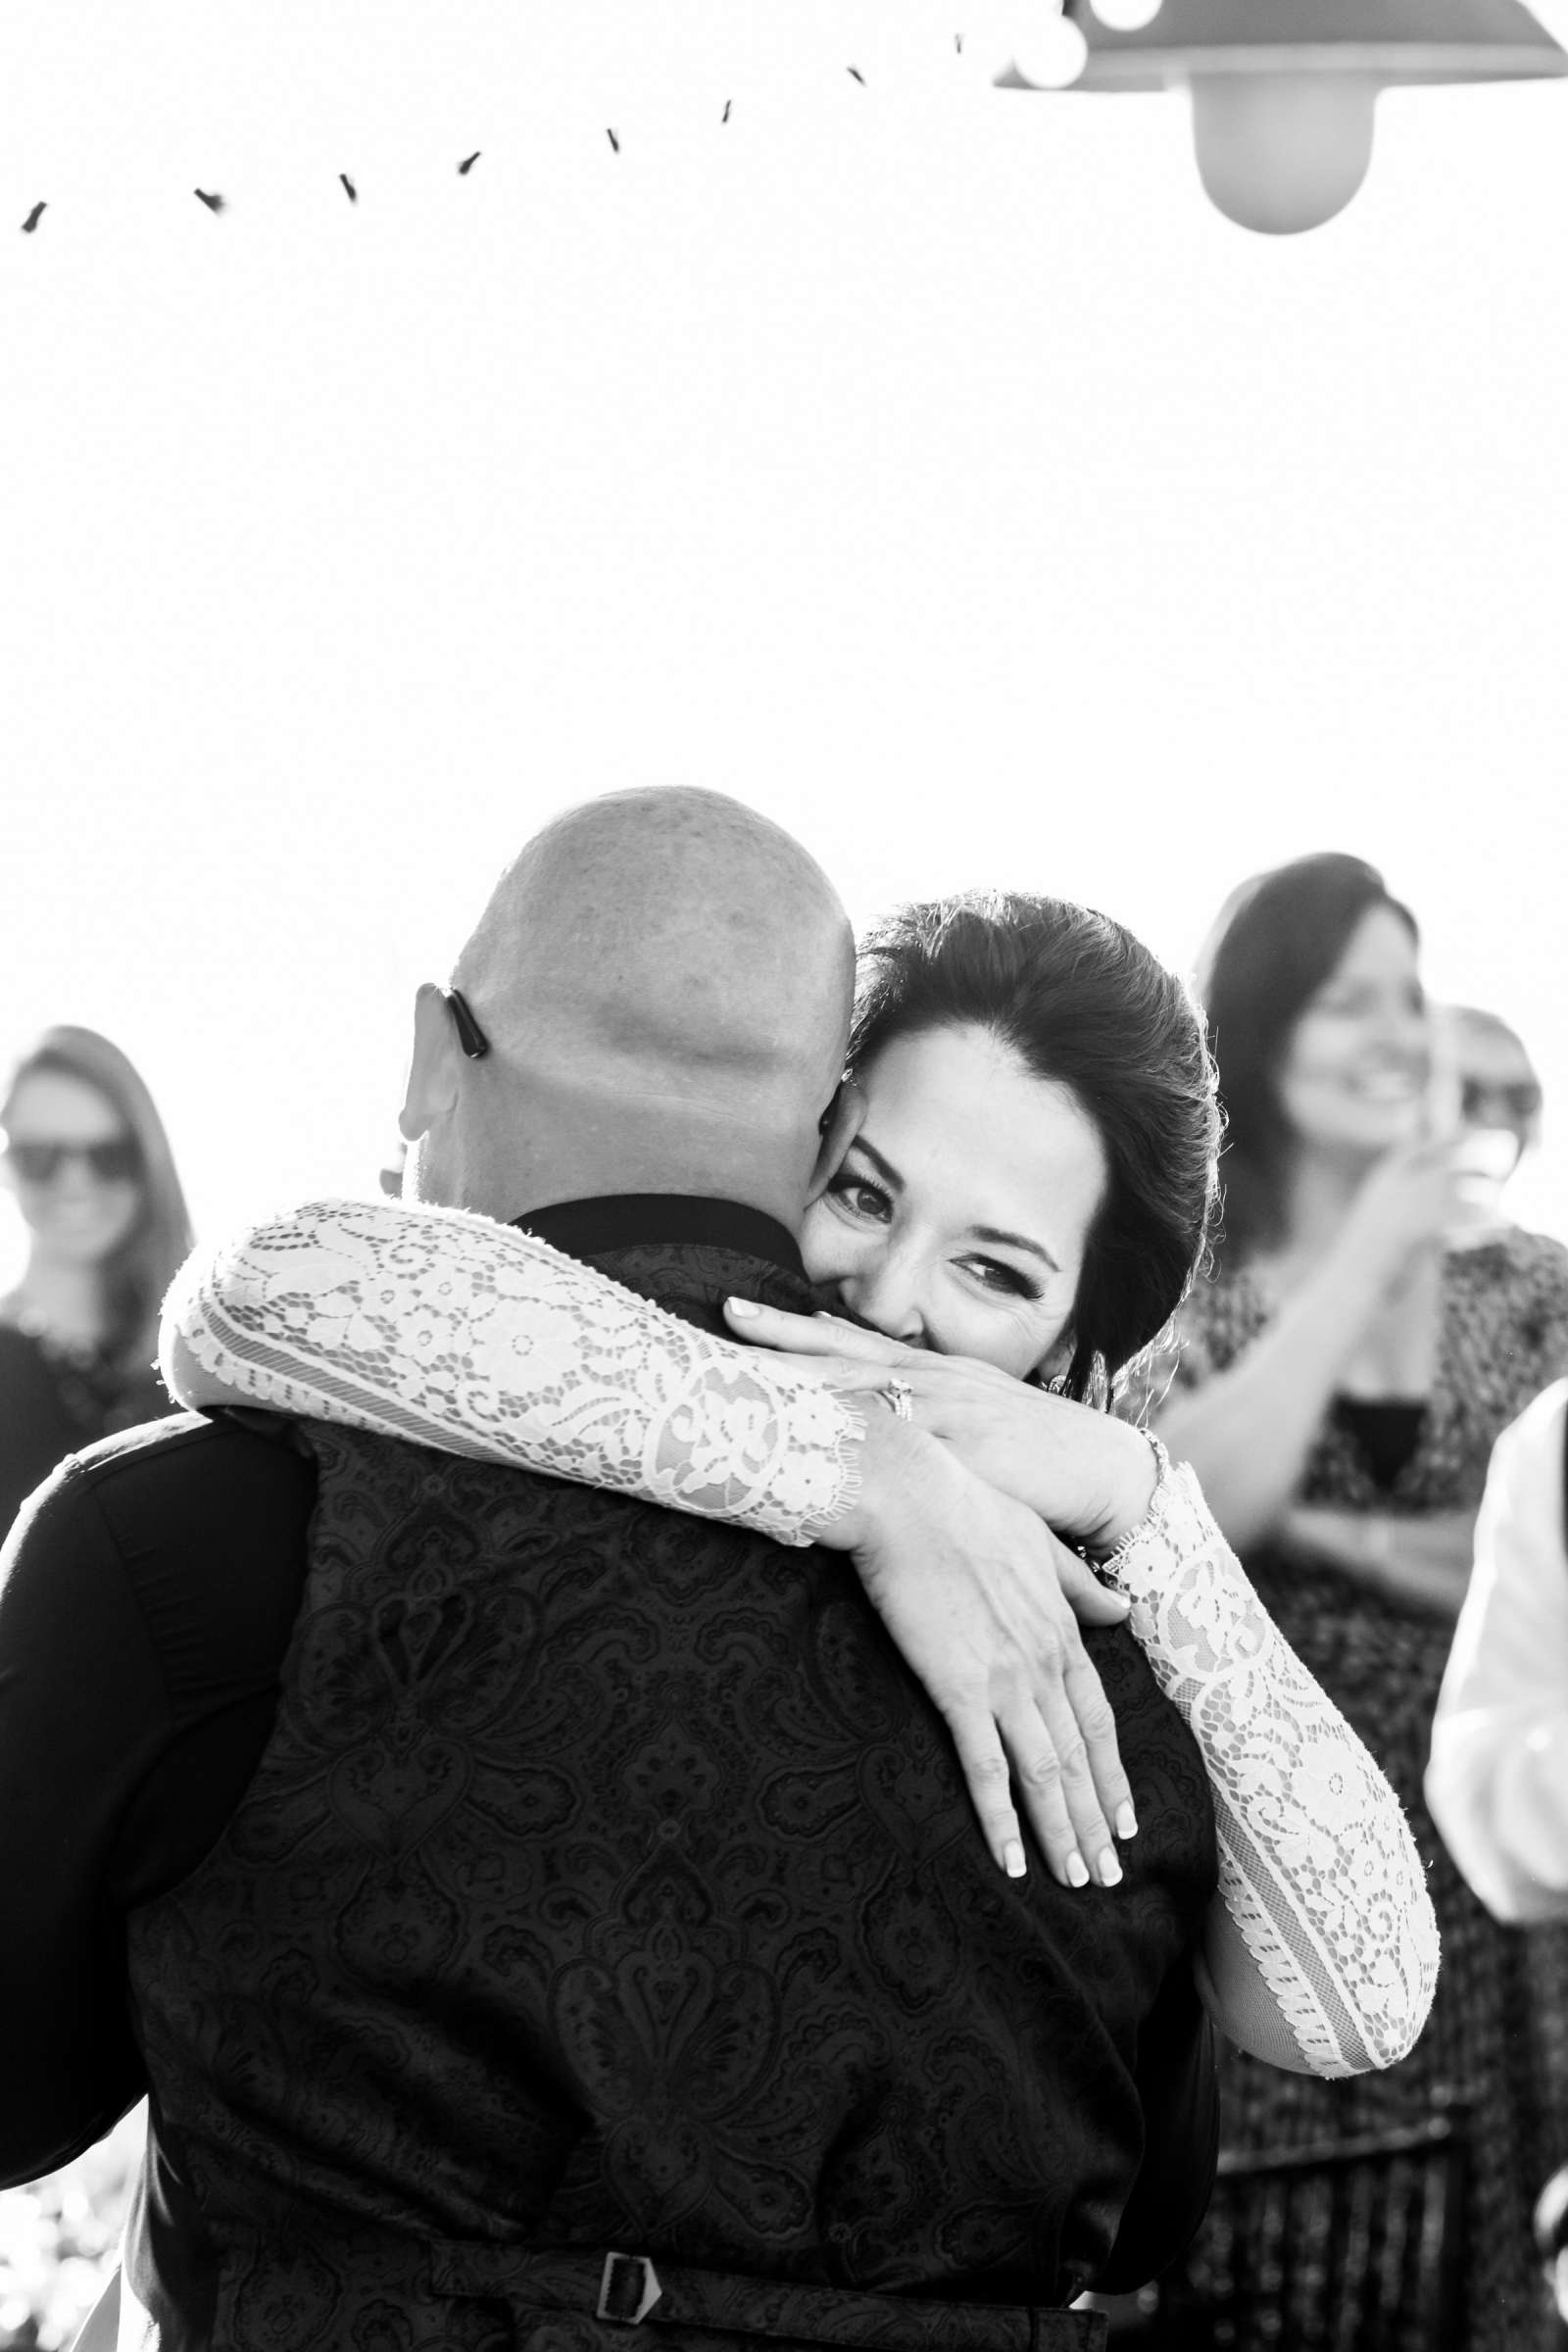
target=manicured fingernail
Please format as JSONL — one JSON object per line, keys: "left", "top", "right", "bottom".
{"left": 1116, "top": 1802, "right": 1139, "bottom": 1840}
{"left": 1099, "top": 1848, "right": 1123, "bottom": 1887}
{"left": 1065, "top": 1851, "right": 1090, "bottom": 1888}
{"left": 1004, "top": 1840, "right": 1027, "bottom": 1879}
{"left": 726, "top": 1297, "right": 760, "bottom": 1318}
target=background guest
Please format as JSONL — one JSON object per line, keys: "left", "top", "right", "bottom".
{"left": 1133, "top": 851, "right": 1568, "bottom": 2352}
{"left": 1428, "top": 1379, "right": 1568, "bottom": 1925}
{"left": 0, "top": 1026, "right": 192, "bottom": 1537}
{"left": 1441, "top": 1004, "right": 1545, "bottom": 1235}
{"left": 0, "top": 1027, "right": 191, "bottom": 2348}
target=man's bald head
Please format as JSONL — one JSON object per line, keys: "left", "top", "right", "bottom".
{"left": 405, "top": 788, "right": 859, "bottom": 1224}
{"left": 455, "top": 788, "right": 855, "bottom": 1117}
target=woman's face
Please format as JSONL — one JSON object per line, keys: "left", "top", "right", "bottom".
{"left": 1275, "top": 905, "right": 1429, "bottom": 1162}
{"left": 802, "top": 1024, "right": 1107, "bottom": 1381}
{"left": 1, "top": 1071, "right": 145, "bottom": 1267}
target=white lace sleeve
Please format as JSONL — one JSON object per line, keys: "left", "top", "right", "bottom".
{"left": 160, "top": 1199, "right": 863, "bottom": 1548}
{"left": 1100, "top": 1455, "right": 1441, "bottom": 2077}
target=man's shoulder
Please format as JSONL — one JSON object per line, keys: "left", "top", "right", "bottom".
{"left": 34, "top": 1407, "right": 317, "bottom": 1549}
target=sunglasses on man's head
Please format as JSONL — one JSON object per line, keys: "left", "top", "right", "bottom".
{"left": 2, "top": 1136, "right": 144, "bottom": 1185}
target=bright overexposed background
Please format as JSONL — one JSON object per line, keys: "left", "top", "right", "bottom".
{"left": 4, "top": 0, "right": 1566, "bottom": 1261}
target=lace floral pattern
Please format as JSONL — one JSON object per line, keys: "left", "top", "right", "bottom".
{"left": 163, "top": 1197, "right": 1439, "bottom": 2080}
{"left": 163, "top": 1200, "right": 864, "bottom": 1548}
{"left": 1100, "top": 1460, "right": 1440, "bottom": 2077}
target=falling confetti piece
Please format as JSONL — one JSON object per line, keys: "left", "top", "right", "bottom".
{"left": 194, "top": 188, "right": 224, "bottom": 212}
{"left": 22, "top": 202, "right": 46, "bottom": 232}
{"left": 339, "top": 172, "right": 357, "bottom": 202}
{"left": 847, "top": 65, "right": 866, "bottom": 83}
{"left": 607, "top": 127, "right": 620, "bottom": 151}
{"left": 721, "top": 99, "right": 731, "bottom": 122}
{"left": 458, "top": 151, "right": 481, "bottom": 174}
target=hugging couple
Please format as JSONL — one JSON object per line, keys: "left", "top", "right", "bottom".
{"left": 1, "top": 788, "right": 1437, "bottom": 2352}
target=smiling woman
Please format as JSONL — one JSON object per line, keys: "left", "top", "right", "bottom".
{"left": 808, "top": 1026, "right": 1107, "bottom": 1379}
{"left": 1143, "top": 851, "right": 1568, "bottom": 2352}
{"left": 822, "top": 891, "right": 1220, "bottom": 1400}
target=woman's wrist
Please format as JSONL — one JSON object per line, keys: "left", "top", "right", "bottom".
{"left": 1090, "top": 1430, "right": 1171, "bottom": 1562}
{"left": 1094, "top": 1438, "right": 1222, "bottom": 1604}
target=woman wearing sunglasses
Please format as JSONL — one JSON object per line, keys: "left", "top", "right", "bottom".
{"left": 0, "top": 1026, "right": 193, "bottom": 1537}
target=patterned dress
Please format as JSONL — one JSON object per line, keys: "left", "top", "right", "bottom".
{"left": 1149, "top": 1228, "right": 1568, "bottom": 2352}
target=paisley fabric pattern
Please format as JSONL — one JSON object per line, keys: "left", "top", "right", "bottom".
{"left": 126, "top": 1239, "right": 1217, "bottom": 2352}
{"left": 1149, "top": 1228, "right": 1568, "bottom": 2352}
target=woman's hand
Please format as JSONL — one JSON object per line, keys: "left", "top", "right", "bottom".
{"left": 724, "top": 1298, "right": 1158, "bottom": 1558}
{"left": 839, "top": 1410, "right": 1140, "bottom": 1890}
{"left": 1332, "top": 1133, "right": 1470, "bottom": 1303}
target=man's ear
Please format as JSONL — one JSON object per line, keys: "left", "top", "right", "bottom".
{"left": 398, "top": 983, "right": 462, "bottom": 1144}
{"left": 806, "top": 1079, "right": 865, "bottom": 1205}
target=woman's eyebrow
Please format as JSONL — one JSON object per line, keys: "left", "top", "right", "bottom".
{"left": 849, "top": 1136, "right": 904, "bottom": 1193}
{"left": 969, "top": 1223, "right": 1061, "bottom": 1275}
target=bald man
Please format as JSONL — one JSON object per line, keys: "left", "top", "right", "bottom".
{"left": 0, "top": 791, "right": 1216, "bottom": 2351}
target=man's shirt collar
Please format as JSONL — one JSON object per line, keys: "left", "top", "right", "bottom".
{"left": 511, "top": 1194, "right": 807, "bottom": 1284}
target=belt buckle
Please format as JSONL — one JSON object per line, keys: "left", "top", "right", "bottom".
{"left": 597, "top": 2251, "right": 663, "bottom": 2326}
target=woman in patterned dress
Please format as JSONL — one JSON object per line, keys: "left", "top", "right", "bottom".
{"left": 1143, "top": 852, "right": 1568, "bottom": 2352}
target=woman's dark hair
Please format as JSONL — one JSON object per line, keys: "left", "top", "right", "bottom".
{"left": 1, "top": 1025, "right": 195, "bottom": 1380}
{"left": 849, "top": 891, "right": 1221, "bottom": 1406}
{"left": 1196, "top": 853, "right": 1419, "bottom": 1265}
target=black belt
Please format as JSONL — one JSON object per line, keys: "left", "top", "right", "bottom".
{"left": 424, "top": 2244, "right": 1107, "bottom": 2351}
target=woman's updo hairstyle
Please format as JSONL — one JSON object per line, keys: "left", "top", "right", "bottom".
{"left": 1196, "top": 853, "right": 1418, "bottom": 1266}
{"left": 848, "top": 891, "right": 1220, "bottom": 1406}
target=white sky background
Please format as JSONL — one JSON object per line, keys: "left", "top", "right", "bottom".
{"left": 3, "top": 0, "right": 1566, "bottom": 1259}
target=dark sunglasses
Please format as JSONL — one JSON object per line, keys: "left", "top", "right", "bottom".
{"left": 3, "top": 1136, "right": 144, "bottom": 1185}
{"left": 1460, "top": 1077, "right": 1543, "bottom": 1124}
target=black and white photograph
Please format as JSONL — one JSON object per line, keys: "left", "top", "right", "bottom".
{"left": 3, "top": 4, "right": 1567, "bottom": 2346}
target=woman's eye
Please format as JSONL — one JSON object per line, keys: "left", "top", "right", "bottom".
{"left": 964, "top": 1257, "right": 1039, "bottom": 1300}
{"left": 827, "top": 1174, "right": 892, "bottom": 1223}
